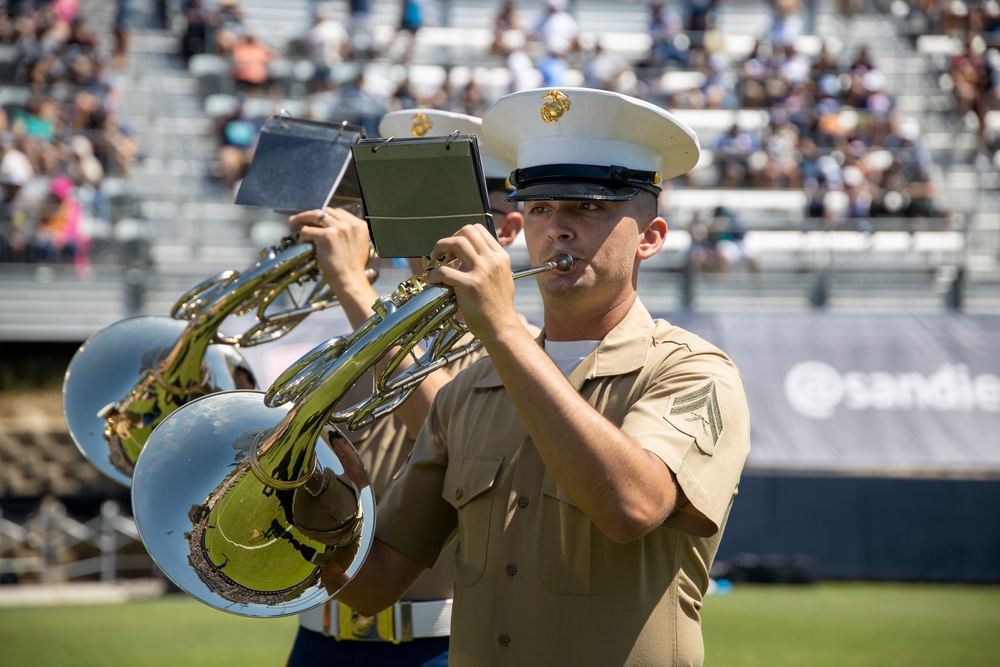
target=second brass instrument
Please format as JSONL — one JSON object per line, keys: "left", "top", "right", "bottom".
{"left": 129, "top": 253, "right": 573, "bottom": 618}
{"left": 62, "top": 235, "right": 376, "bottom": 487}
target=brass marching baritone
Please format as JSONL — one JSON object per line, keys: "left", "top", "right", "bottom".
{"left": 62, "top": 234, "right": 377, "bottom": 487}
{"left": 129, "top": 253, "right": 574, "bottom": 618}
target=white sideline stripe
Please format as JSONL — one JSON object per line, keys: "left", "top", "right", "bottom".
{"left": 0, "top": 580, "right": 167, "bottom": 607}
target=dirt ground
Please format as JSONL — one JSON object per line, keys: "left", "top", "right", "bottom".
{"left": 0, "top": 387, "right": 66, "bottom": 431}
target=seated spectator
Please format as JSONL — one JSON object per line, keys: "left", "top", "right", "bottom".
{"left": 702, "top": 51, "right": 739, "bottom": 108}
{"left": 68, "top": 133, "right": 109, "bottom": 221}
{"left": 339, "top": 71, "right": 387, "bottom": 135}
{"left": 767, "top": 0, "right": 804, "bottom": 48}
{"left": 840, "top": 164, "right": 874, "bottom": 220}
{"left": 0, "top": 132, "right": 34, "bottom": 262}
{"left": 456, "top": 77, "right": 488, "bottom": 117}
{"left": 215, "top": 0, "right": 246, "bottom": 56}
{"left": 646, "top": 1, "right": 689, "bottom": 68}
{"left": 215, "top": 95, "right": 259, "bottom": 192}
{"left": 530, "top": 0, "right": 579, "bottom": 59}
{"left": 28, "top": 174, "right": 89, "bottom": 274}
{"left": 230, "top": 33, "right": 277, "bottom": 93}
{"left": 752, "top": 109, "right": 802, "bottom": 187}
{"left": 738, "top": 39, "right": 774, "bottom": 107}
{"left": 51, "top": 0, "right": 80, "bottom": 26}
{"left": 941, "top": 0, "right": 973, "bottom": 36}
{"left": 389, "top": 0, "right": 425, "bottom": 62}
{"left": 686, "top": 213, "right": 721, "bottom": 273}
{"left": 180, "top": 0, "right": 219, "bottom": 64}
{"left": 304, "top": 2, "right": 350, "bottom": 87}
{"left": 10, "top": 95, "right": 61, "bottom": 176}
{"left": 686, "top": 0, "right": 719, "bottom": 34}
{"left": 112, "top": 0, "right": 137, "bottom": 69}
{"left": 835, "top": 0, "right": 863, "bottom": 18}
{"left": 905, "top": 164, "right": 943, "bottom": 221}
{"left": 66, "top": 51, "right": 105, "bottom": 90}
{"left": 776, "top": 43, "right": 812, "bottom": 90}
{"left": 491, "top": 0, "right": 524, "bottom": 56}
{"left": 92, "top": 110, "right": 139, "bottom": 176}
{"left": 0, "top": 132, "right": 33, "bottom": 199}
{"left": 537, "top": 50, "right": 571, "bottom": 87}
{"left": 714, "top": 123, "right": 760, "bottom": 187}
{"left": 695, "top": 9, "right": 726, "bottom": 67}
{"left": 811, "top": 39, "right": 840, "bottom": 78}
{"left": 63, "top": 90, "right": 97, "bottom": 136}
{"left": 949, "top": 33, "right": 990, "bottom": 140}
{"left": 711, "top": 206, "right": 759, "bottom": 273}
{"left": 0, "top": 9, "right": 16, "bottom": 44}
{"left": 584, "top": 42, "right": 632, "bottom": 91}
{"left": 506, "top": 46, "right": 539, "bottom": 93}
{"left": 388, "top": 75, "right": 419, "bottom": 112}
{"left": 348, "top": 0, "right": 376, "bottom": 59}
{"left": 421, "top": 67, "right": 457, "bottom": 110}
{"left": 68, "top": 14, "right": 102, "bottom": 57}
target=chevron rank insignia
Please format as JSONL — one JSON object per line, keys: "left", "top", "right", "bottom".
{"left": 665, "top": 381, "right": 723, "bottom": 454}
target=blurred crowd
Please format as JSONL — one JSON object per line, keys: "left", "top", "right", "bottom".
{"left": 4, "top": 0, "right": 998, "bottom": 273}
{"left": 892, "top": 1, "right": 1000, "bottom": 156}
{"left": 0, "top": 0, "right": 140, "bottom": 273}
{"left": 189, "top": 0, "right": 956, "bottom": 231}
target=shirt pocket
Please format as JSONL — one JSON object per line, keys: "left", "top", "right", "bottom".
{"left": 539, "top": 474, "right": 639, "bottom": 595}
{"left": 442, "top": 455, "right": 504, "bottom": 588}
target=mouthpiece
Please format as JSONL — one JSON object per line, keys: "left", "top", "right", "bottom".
{"left": 511, "top": 253, "right": 575, "bottom": 280}
{"left": 551, "top": 253, "right": 574, "bottom": 271}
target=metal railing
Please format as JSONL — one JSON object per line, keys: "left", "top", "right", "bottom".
{"left": 0, "top": 498, "right": 157, "bottom": 584}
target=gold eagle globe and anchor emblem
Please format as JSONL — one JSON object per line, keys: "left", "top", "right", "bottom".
{"left": 540, "top": 90, "right": 570, "bottom": 123}
{"left": 410, "top": 112, "right": 433, "bottom": 137}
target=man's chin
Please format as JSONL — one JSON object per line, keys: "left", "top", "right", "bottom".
{"left": 538, "top": 271, "right": 589, "bottom": 297}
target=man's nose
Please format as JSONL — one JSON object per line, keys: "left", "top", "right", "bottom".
{"left": 547, "top": 212, "right": 576, "bottom": 240}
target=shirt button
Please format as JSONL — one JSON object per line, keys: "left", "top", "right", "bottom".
{"left": 517, "top": 495, "right": 529, "bottom": 508}
{"left": 498, "top": 633, "right": 510, "bottom": 647}
{"left": 454, "top": 488, "right": 463, "bottom": 501}
{"left": 505, "top": 563, "right": 517, "bottom": 576}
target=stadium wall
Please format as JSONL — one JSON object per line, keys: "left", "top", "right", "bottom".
{"left": 717, "top": 473, "right": 1000, "bottom": 583}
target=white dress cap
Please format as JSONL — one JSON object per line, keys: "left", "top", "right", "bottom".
{"left": 377, "top": 108, "right": 513, "bottom": 182}
{"left": 482, "top": 88, "right": 700, "bottom": 201}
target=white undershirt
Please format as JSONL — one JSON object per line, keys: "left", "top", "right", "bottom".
{"left": 544, "top": 339, "right": 601, "bottom": 377}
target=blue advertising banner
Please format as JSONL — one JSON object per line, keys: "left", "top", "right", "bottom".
{"left": 667, "top": 312, "right": 1000, "bottom": 476}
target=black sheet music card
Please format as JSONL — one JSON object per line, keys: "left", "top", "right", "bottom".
{"left": 351, "top": 134, "right": 496, "bottom": 258}
{"left": 235, "top": 115, "right": 366, "bottom": 213}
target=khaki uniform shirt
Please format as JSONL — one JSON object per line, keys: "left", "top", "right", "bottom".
{"left": 310, "top": 315, "right": 540, "bottom": 604}
{"left": 377, "top": 299, "right": 751, "bottom": 666}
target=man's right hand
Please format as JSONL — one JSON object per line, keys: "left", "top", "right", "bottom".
{"left": 292, "top": 467, "right": 364, "bottom": 549}
{"left": 289, "top": 206, "right": 381, "bottom": 330}
{"left": 289, "top": 207, "right": 373, "bottom": 299}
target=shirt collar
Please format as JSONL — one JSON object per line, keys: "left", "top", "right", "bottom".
{"left": 473, "top": 299, "right": 656, "bottom": 389}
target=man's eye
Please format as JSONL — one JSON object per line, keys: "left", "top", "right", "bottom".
{"left": 579, "top": 202, "right": 600, "bottom": 211}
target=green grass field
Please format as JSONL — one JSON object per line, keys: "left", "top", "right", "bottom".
{"left": 0, "top": 583, "right": 998, "bottom": 666}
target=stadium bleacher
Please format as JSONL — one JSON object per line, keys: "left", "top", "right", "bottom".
{"left": 0, "top": 0, "right": 995, "bottom": 335}
{"left": 2, "top": 0, "right": 1000, "bottom": 587}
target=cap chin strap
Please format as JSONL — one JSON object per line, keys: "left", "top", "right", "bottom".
{"left": 508, "top": 163, "right": 661, "bottom": 195}
{"left": 506, "top": 187, "right": 642, "bottom": 203}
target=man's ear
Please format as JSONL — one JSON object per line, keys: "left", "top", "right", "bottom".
{"left": 637, "top": 216, "right": 667, "bottom": 261}
{"left": 495, "top": 212, "right": 524, "bottom": 248}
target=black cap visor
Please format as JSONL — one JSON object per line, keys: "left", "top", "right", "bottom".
{"left": 504, "top": 164, "right": 660, "bottom": 202}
